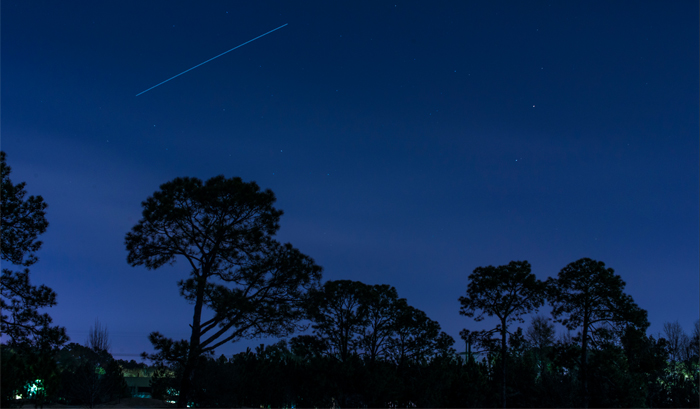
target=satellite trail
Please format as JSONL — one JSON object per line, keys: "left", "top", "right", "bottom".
{"left": 136, "top": 23, "right": 288, "bottom": 96}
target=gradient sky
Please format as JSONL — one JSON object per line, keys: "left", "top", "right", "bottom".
{"left": 3, "top": 1, "right": 698, "bottom": 361}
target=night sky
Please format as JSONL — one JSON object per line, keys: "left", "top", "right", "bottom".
{"left": 3, "top": 1, "right": 698, "bottom": 361}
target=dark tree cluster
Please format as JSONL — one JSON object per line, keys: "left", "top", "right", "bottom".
{"left": 2, "top": 340, "right": 131, "bottom": 408}
{"left": 148, "top": 339, "right": 492, "bottom": 408}
{"left": 142, "top": 257, "right": 697, "bottom": 408}
{"left": 2, "top": 163, "right": 698, "bottom": 408}
{"left": 301, "top": 279, "right": 455, "bottom": 366}
{"left": 1, "top": 152, "right": 67, "bottom": 350}
{"left": 458, "top": 259, "right": 699, "bottom": 408}
{"left": 145, "top": 316, "right": 699, "bottom": 408}
{"left": 1, "top": 151, "right": 68, "bottom": 407}
{"left": 54, "top": 342, "right": 129, "bottom": 408}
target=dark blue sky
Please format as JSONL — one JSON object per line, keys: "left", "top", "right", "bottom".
{"left": 3, "top": 1, "right": 698, "bottom": 360}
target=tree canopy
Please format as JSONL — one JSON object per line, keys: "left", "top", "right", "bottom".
{"left": 124, "top": 175, "right": 322, "bottom": 407}
{"left": 1, "top": 151, "right": 67, "bottom": 350}
{"left": 459, "top": 260, "right": 545, "bottom": 408}
{"left": 1, "top": 151, "right": 48, "bottom": 267}
{"left": 547, "top": 257, "right": 649, "bottom": 408}
{"left": 303, "top": 279, "right": 454, "bottom": 366}
{"left": 305, "top": 279, "right": 371, "bottom": 362}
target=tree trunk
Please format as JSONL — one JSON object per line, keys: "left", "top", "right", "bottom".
{"left": 581, "top": 316, "right": 589, "bottom": 409}
{"left": 177, "top": 276, "right": 206, "bottom": 408}
{"left": 501, "top": 320, "right": 507, "bottom": 408}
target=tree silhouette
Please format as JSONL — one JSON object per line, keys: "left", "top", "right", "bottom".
{"left": 690, "top": 320, "right": 700, "bottom": 363}
{"left": 523, "top": 315, "right": 556, "bottom": 384}
{"left": 360, "top": 284, "right": 401, "bottom": 363}
{"left": 526, "top": 315, "right": 555, "bottom": 351}
{"left": 387, "top": 301, "right": 452, "bottom": 367}
{"left": 305, "top": 280, "right": 370, "bottom": 362}
{"left": 547, "top": 258, "right": 649, "bottom": 409}
{"left": 57, "top": 343, "right": 127, "bottom": 407}
{"left": 289, "top": 334, "right": 328, "bottom": 360}
{"left": 459, "top": 260, "right": 545, "bottom": 408}
{"left": 1, "top": 151, "right": 48, "bottom": 267}
{"left": 663, "top": 321, "right": 689, "bottom": 363}
{"left": 124, "top": 175, "right": 322, "bottom": 407}
{"left": 86, "top": 318, "right": 111, "bottom": 353}
{"left": 305, "top": 280, "right": 453, "bottom": 367}
{"left": 1, "top": 151, "right": 67, "bottom": 350}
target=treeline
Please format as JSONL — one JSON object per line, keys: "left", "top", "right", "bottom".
{"left": 142, "top": 276, "right": 699, "bottom": 408}
{"left": 2, "top": 340, "right": 131, "bottom": 407}
{"left": 1, "top": 153, "right": 698, "bottom": 408}
{"left": 3, "top": 308, "right": 698, "bottom": 408}
{"left": 149, "top": 319, "right": 699, "bottom": 408}
{"left": 4, "top": 286, "right": 697, "bottom": 408}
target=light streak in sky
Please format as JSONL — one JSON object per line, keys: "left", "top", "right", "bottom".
{"left": 136, "top": 23, "right": 288, "bottom": 96}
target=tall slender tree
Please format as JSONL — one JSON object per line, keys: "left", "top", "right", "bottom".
{"left": 547, "top": 258, "right": 649, "bottom": 409}
{"left": 125, "top": 175, "right": 322, "bottom": 407}
{"left": 459, "top": 260, "right": 545, "bottom": 408}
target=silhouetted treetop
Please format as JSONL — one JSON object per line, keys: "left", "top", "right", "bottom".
{"left": 459, "top": 260, "right": 546, "bottom": 408}
{"left": 125, "top": 174, "right": 322, "bottom": 407}
{"left": 547, "top": 257, "right": 649, "bottom": 408}
{"left": 1, "top": 151, "right": 49, "bottom": 267}
{"left": 1, "top": 151, "right": 66, "bottom": 350}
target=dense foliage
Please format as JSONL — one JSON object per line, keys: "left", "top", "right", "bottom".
{"left": 1, "top": 151, "right": 68, "bottom": 407}
{"left": 136, "top": 273, "right": 698, "bottom": 408}
{"left": 1, "top": 151, "right": 67, "bottom": 349}
{"left": 140, "top": 321, "right": 699, "bottom": 408}
{"left": 459, "top": 260, "right": 545, "bottom": 407}
{"left": 547, "top": 258, "right": 650, "bottom": 408}
{"left": 3, "top": 319, "right": 698, "bottom": 408}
